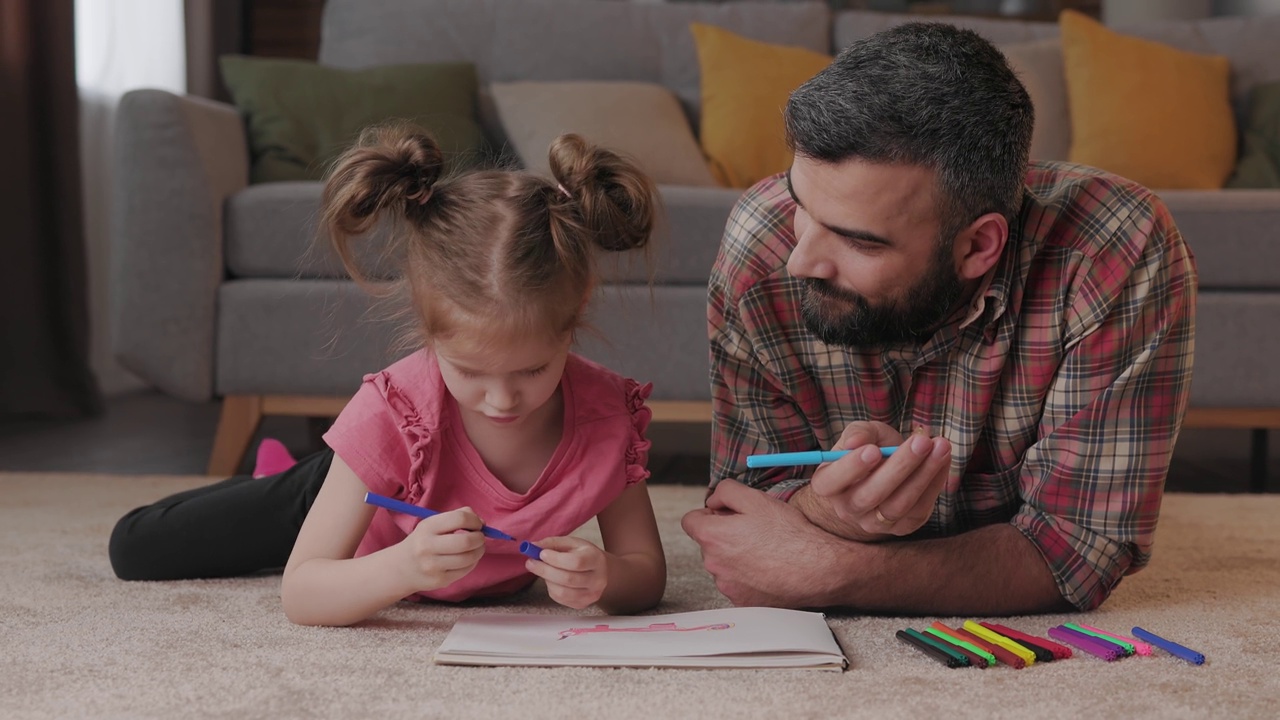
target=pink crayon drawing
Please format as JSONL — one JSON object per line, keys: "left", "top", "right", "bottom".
{"left": 558, "top": 622, "right": 734, "bottom": 641}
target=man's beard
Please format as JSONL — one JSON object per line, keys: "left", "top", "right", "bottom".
{"left": 800, "top": 246, "right": 966, "bottom": 348}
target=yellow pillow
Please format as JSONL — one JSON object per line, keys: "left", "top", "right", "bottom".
{"left": 690, "top": 23, "right": 832, "bottom": 188}
{"left": 1060, "top": 9, "right": 1236, "bottom": 189}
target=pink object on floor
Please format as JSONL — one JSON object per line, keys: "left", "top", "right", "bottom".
{"left": 253, "top": 438, "right": 297, "bottom": 478}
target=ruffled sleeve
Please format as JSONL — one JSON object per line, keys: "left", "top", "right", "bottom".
{"left": 323, "top": 369, "right": 438, "bottom": 501}
{"left": 623, "top": 379, "right": 654, "bottom": 485}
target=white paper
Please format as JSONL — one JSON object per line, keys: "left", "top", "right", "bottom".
{"left": 434, "top": 607, "right": 847, "bottom": 670}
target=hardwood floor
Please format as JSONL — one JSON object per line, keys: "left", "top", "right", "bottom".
{"left": 0, "top": 391, "right": 1272, "bottom": 492}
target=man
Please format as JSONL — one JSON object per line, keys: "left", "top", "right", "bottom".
{"left": 681, "top": 22, "right": 1196, "bottom": 615}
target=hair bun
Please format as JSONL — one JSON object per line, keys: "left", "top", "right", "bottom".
{"left": 547, "top": 133, "right": 658, "bottom": 253}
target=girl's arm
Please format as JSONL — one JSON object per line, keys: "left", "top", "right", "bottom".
{"left": 595, "top": 481, "right": 667, "bottom": 614}
{"left": 281, "top": 454, "right": 484, "bottom": 626}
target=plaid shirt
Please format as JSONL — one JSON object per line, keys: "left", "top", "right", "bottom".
{"left": 708, "top": 161, "right": 1197, "bottom": 611}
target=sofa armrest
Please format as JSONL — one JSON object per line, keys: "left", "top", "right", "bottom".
{"left": 111, "top": 89, "right": 249, "bottom": 402}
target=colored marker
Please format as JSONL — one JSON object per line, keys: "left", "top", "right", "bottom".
{"left": 519, "top": 541, "right": 544, "bottom": 560}
{"left": 897, "top": 630, "right": 966, "bottom": 668}
{"left": 1132, "top": 626, "right": 1206, "bottom": 665}
{"left": 746, "top": 447, "right": 899, "bottom": 468}
{"left": 363, "top": 492, "right": 516, "bottom": 541}
{"left": 1077, "top": 623, "right": 1153, "bottom": 655}
{"left": 964, "top": 620, "right": 1037, "bottom": 665}
{"left": 1064, "top": 623, "right": 1134, "bottom": 655}
{"left": 1048, "top": 626, "right": 1123, "bottom": 661}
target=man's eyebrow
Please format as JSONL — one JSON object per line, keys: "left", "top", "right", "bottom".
{"left": 785, "top": 169, "right": 892, "bottom": 247}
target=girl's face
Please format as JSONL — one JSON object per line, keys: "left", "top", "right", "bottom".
{"left": 434, "top": 331, "right": 573, "bottom": 430}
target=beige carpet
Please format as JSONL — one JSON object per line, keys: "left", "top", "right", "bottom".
{"left": 2, "top": 473, "right": 1278, "bottom": 720}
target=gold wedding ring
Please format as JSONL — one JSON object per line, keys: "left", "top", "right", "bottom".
{"left": 874, "top": 508, "right": 893, "bottom": 525}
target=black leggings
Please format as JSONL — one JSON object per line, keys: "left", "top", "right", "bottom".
{"left": 109, "top": 448, "right": 334, "bottom": 581}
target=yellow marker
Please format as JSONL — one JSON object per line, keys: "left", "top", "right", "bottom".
{"left": 963, "top": 620, "right": 1037, "bottom": 666}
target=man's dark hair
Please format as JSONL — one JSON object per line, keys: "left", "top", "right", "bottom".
{"left": 784, "top": 22, "right": 1034, "bottom": 240}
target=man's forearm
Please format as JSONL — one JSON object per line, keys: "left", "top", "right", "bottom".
{"left": 822, "top": 523, "right": 1073, "bottom": 616}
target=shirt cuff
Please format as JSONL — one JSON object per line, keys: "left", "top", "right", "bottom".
{"left": 1010, "top": 504, "right": 1137, "bottom": 611}
{"left": 764, "top": 477, "right": 811, "bottom": 503}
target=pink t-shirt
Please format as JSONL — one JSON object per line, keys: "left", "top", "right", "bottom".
{"left": 323, "top": 349, "right": 653, "bottom": 603}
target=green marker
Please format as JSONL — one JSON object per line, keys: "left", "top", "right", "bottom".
{"left": 925, "top": 628, "right": 998, "bottom": 666}
{"left": 1065, "top": 623, "right": 1135, "bottom": 655}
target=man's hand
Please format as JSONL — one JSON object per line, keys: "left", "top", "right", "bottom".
{"left": 681, "top": 480, "right": 856, "bottom": 607}
{"left": 525, "top": 536, "right": 609, "bottom": 610}
{"left": 795, "top": 421, "right": 952, "bottom": 541}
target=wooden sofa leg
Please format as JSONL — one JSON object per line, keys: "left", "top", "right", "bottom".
{"left": 208, "top": 395, "right": 263, "bottom": 477}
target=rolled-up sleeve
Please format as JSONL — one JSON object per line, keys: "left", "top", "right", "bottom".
{"left": 1012, "top": 202, "right": 1196, "bottom": 610}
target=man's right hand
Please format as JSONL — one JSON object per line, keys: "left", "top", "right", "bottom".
{"left": 791, "top": 421, "right": 952, "bottom": 541}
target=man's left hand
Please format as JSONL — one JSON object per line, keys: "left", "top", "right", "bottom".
{"left": 681, "top": 479, "right": 856, "bottom": 607}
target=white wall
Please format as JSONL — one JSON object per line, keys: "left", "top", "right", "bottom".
{"left": 76, "top": 0, "right": 186, "bottom": 396}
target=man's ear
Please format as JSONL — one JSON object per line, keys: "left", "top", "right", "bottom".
{"left": 952, "top": 212, "right": 1008, "bottom": 281}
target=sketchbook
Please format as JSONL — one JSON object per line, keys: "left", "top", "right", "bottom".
{"left": 433, "top": 607, "right": 848, "bottom": 670}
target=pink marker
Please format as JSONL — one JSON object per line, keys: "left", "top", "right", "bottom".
{"left": 1077, "top": 623, "right": 1153, "bottom": 656}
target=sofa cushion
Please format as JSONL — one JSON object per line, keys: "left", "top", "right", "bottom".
{"left": 690, "top": 23, "right": 831, "bottom": 189}
{"left": 224, "top": 183, "right": 741, "bottom": 286}
{"left": 219, "top": 56, "right": 488, "bottom": 183}
{"left": 655, "top": 2, "right": 831, "bottom": 128}
{"left": 490, "top": 81, "right": 717, "bottom": 187}
{"left": 216, "top": 280, "right": 713, "bottom": 401}
{"left": 1227, "top": 81, "right": 1280, "bottom": 189}
{"left": 1000, "top": 39, "right": 1071, "bottom": 162}
{"left": 1158, "top": 189, "right": 1280, "bottom": 289}
{"left": 1060, "top": 11, "right": 1236, "bottom": 190}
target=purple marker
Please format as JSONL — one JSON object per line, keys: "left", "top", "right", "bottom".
{"left": 519, "top": 541, "right": 544, "bottom": 560}
{"left": 1048, "top": 626, "right": 1123, "bottom": 661}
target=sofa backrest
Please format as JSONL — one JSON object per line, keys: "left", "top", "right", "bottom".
{"left": 319, "top": 0, "right": 831, "bottom": 144}
{"left": 319, "top": 1, "right": 1280, "bottom": 168}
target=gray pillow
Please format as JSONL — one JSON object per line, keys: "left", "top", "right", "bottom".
{"left": 491, "top": 81, "right": 717, "bottom": 187}
{"left": 1001, "top": 39, "right": 1072, "bottom": 162}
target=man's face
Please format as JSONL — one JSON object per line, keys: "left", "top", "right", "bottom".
{"left": 786, "top": 156, "right": 965, "bottom": 348}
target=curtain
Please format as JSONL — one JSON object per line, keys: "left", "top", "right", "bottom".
{"left": 0, "top": 0, "right": 102, "bottom": 418}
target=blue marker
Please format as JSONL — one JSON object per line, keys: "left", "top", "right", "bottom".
{"left": 746, "top": 447, "right": 898, "bottom": 469}
{"left": 1131, "top": 627, "right": 1206, "bottom": 665}
{"left": 363, "top": 492, "right": 516, "bottom": 541}
{"left": 519, "top": 541, "right": 544, "bottom": 561}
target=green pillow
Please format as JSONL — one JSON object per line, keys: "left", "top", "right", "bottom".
{"left": 219, "top": 56, "right": 488, "bottom": 184}
{"left": 1227, "top": 80, "right": 1280, "bottom": 189}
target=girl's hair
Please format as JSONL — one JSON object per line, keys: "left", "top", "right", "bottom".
{"left": 320, "top": 124, "right": 658, "bottom": 351}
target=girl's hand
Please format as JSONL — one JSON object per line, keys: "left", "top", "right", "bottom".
{"left": 397, "top": 507, "right": 486, "bottom": 592}
{"left": 525, "top": 536, "right": 609, "bottom": 610}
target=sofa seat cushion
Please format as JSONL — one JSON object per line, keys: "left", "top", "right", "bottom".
{"left": 224, "top": 183, "right": 741, "bottom": 286}
{"left": 216, "top": 279, "right": 712, "bottom": 400}
{"left": 1159, "top": 189, "right": 1280, "bottom": 289}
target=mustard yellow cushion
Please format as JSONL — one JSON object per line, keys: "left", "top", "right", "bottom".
{"left": 690, "top": 23, "right": 831, "bottom": 188}
{"left": 1060, "top": 9, "right": 1236, "bottom": 190}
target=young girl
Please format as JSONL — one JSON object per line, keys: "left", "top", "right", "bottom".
{"left": 109, "top": 126, "right": 667, "bottom": 626}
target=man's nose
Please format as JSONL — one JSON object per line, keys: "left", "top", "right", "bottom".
{"left": 786, "top": 225, "right": 835, "bottom": 281}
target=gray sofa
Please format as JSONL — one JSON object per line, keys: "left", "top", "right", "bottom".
{"left": 113, "top": 0, "right": 1280, "bottom": 481}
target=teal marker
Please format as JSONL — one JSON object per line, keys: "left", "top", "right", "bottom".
{"left": 746, "top": 447, "right": 898, "bottom": 468}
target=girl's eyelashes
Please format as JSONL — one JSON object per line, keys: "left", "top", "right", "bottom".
{"left": 455, "top": 365, "right": 548, "bottom": 379}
